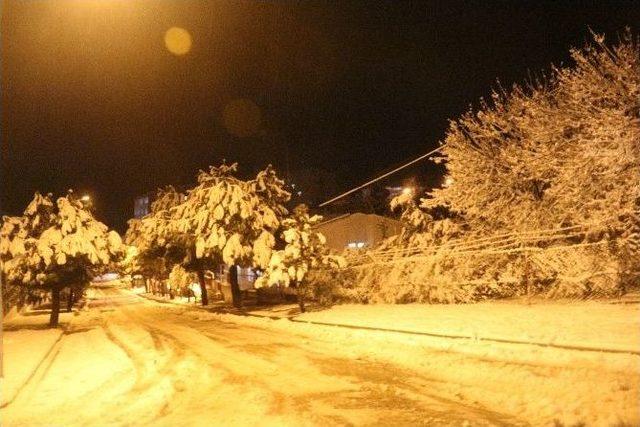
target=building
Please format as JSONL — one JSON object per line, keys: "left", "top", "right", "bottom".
{"left": 133, "top": 192, "right": 154, "bottom": 218}
{"left": 314, "top": 212, "right": 403, "bottom": 252}
{"left": 133, "top": 186, "right": 188, "bottom": 219}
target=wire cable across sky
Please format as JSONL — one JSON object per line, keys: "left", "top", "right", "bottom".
{"left": 318, "top": 146, "right": 443, "bottom": 207}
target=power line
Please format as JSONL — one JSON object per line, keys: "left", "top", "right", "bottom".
{"left": 318, "top": 146, "right": 443, "bottom": 207}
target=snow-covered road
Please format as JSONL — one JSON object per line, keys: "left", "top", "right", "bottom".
{"left": 2, "top": 286, "right": 638, "bottom": 426}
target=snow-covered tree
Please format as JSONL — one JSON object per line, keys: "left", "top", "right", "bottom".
{"left": 426, "top": 32, "right": 639, "bottom": 238}
{"left": 1, "top": 215, "right": 26, "bottom": 313}
{"left": 389, "top": 191, "right": 433, "bottom": 237}
{"left": 347, "top": 32, "right": 639, "bottom": 304}
{"left": 255, "top": 205, "right": 345, "bottom": 312}
{"left": 1, "top": 192, "right": 123, "bottom": 327}
{"left": 123, "top": 186, "right": 184, "bottom": 295}
{"left": 251, "top": 164, "right": 290, "bottom": 220}
{"left": 119, "top": 244, "right": 145, "bottom": 290}
{"left": 380, "top": 32, "right": 640, "bottom": 298}
{"left": 170, "top": 163, "right": 290, "bottom": 307}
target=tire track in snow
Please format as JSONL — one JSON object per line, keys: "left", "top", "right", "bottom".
{"left": 63, "top": 288, "right": 184, "bottom": 425}
{"left": 6, "top": 286, "right": 524, "bottom": 426}
{"left": 1, "top": 338, "right": 64, "bottom": 409}
{"left": 117, "top": 302, "right": 361, "bottom": 424}
{"left": 124, "top": 301, "right": 522, "bottom": 426}
{"left": 96, "top": 291, "right": 215, "bottom": 425}
{"left": 0, "top": 317, "right": 87, "bottom": 408}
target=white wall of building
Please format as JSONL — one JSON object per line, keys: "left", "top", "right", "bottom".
{"left": 314, "top": 213, "right": 402, "bottom": 252}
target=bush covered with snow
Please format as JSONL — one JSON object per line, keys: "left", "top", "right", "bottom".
{"left": 168, "top": 264, "right": 199, "bottom": 300}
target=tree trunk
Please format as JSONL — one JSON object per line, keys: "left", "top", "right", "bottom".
{"left": 524, "top": 255, "right": 532, "bottom": 299}
{"left": 67, "top": 288, "right": 73, "bottom": 312}
{"left": 50, "top": 286, "right": 61, "bottom": 328}
{"left": 197, "top": 269, "right": 209, "bottom": 306}
{"left": 297, "top": 287, "right": 306, "bottom": 313}
{"left": 228, "top": 265, "right": 242, "bottom": 308}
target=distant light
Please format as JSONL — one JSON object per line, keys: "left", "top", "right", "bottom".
{"left": 444, "top": 177, "right": 454, "bottom": 187}
{"left": 164, "top": 27, "right": 192, "bottom": 56}
{"left": 81, "top": 195, "right": 91, "bottom": 202}
{"left": 347, "top": 241, "right": 366, "bottom": 249}
{"left": 402, "top": 187, "right": 413, "bottom": 195}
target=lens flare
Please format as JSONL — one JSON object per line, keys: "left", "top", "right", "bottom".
{"left": 164, "top": 27, "right": 192, "bottom": 56}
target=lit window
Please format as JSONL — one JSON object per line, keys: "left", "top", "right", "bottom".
{"left": 347, "top": 241, "right": 366, "bottom": 249}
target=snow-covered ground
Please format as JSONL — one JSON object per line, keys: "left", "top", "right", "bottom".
{"left": 1, "top": 327, "right": 62, "bottom": 407}
{"left": 294, "top": 299, "right": 640, "bottom": 353}
{"left": 2, "top": 287, "right": 639, "bottom": 426}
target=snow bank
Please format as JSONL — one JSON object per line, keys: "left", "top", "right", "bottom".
{"left": 294, "top": 300, "right": 640, "bottom": 353}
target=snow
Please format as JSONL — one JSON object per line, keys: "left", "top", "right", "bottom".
{"left": 256, "top": 205, "right": 345, "bottom": 289}
{"left": 209, "top": 304, "right": 640, "bottom": 426}
{"left": 3, "top": 288, "right": 422, "bottom": 426}
{"left": 1, "top": 193, "right": 122, "bottom": 289}
{"left": 1, "top": 328, "right": 62, "bottom": 406}
{"left": 2, "top": 288, "right": 638, "bottom": 426}
{"left": 294, "top": 299, "right": 640, "bottom": 353}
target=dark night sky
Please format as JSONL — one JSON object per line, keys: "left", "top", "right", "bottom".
{"left": 2, "top": 1, "right": 638, "bottom": 232}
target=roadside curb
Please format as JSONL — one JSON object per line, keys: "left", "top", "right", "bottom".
{"left": 136, "top": 292, "right": 640, "bottom": 357}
